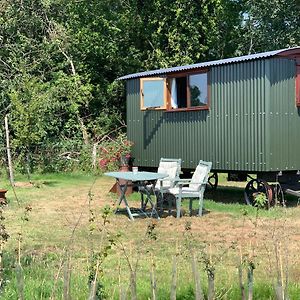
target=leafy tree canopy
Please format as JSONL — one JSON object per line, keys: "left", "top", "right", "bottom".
{"left": 0, "top": 0, "right": 299, "bottom": 172}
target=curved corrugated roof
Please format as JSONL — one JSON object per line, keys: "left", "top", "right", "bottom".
{"left": 118, "top": 46, "right": 300, "bottom": 80}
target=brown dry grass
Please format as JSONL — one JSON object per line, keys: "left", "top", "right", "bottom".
{"left": 4, "top": 175, "right": 300, "bottom": 254}
{"left": 3, "top": 174, "right": 300, "bottom": 296}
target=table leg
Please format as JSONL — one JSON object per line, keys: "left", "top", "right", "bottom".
{"left": 141, "top": 193, "right": 145, "bottom": 211}
{"left": 139, "top": 180, "right": 155, "bottom": 212}
{"left": 147, "top": 183, "right": 160, "bottom": 220}
{"left": 115, "top": 180, "right": 134, "bottom": 221}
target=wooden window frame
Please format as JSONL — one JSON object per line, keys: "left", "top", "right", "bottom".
{"left": 139, "top": 69, "right": 210, "bottom": 112}
{"left": 140, "top": 77, "right": 167, "bottom": 110}
{"left": 166, "top": 69, "right": 210, "bottom": 112}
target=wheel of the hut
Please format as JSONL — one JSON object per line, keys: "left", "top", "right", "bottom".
{"left": 270, "top": 183, "right": 285, "bottom": 207}
{"left": 207, "top": 172, "right": 218, "bottom": 190}
{"left": 244, "top": 179, "right": 273, "bottom": 208}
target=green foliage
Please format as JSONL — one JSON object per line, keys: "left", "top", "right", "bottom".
{"left": 253, "top": 192, "right": 268, "bottom": 209}
{"left": 238, "top": 0, "right": 300, "bottom": 54}
{"left": 0, "top": 0, "right": 299, "bottom": 173}
{"left": 9, "top": 75, "right": 49, "bottom": 148}
{"left": 132, "top": 0, "right": 243, "bottom": 69}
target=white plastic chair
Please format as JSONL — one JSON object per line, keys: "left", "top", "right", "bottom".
{"left": 140, "top": 158, "right": 181, "bottom": 210}
{"left": 165, "top": 160, "right": 212, "bottom": 218}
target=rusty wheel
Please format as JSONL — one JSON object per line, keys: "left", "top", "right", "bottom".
{"left": 271, "top": 183, "right": 285, "bottom": 207}
{"left": 208, "top": 172, "right": 218, "bottom": 190}
{"left": 244, "top": 179, "right": 273, "bottom": 208}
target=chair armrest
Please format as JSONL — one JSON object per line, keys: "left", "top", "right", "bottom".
{"left": 159, "top": 186, "right": 170, "bottom": 192}
{"left": 176, "top": 179, "right": 191, "bottom": 187}
{"left": 176, "top": 178, "right": 192, "bottom": 183}
{"left": 176, "top": 179, "right": 208, "bottom": 187}
{"left": 158, "top": 176, "right": 181, "bottom": 187}
{"left": 158, "top": 176, "right": 181, "bottom": 193}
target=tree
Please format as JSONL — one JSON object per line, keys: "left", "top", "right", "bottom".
{"left": 0, "top": 0, "right": 298, "bottom": 172}
{"left": 129, "top": 0, "right": 242, "bottom": 69}
{"left": 238, "top": 0, "right": 300, "bottom": 54}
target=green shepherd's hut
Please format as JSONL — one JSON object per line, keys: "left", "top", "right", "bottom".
{"left": 119, "top": 47, "right": 300, "bottom": 203}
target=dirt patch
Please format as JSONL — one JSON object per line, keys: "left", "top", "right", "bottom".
{"left": 14, "top": 181, "right": 34, "bottom": 188}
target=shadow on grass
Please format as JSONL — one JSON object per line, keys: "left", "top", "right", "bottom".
{"left": 158, "top": 207, "right": 211, "bottom": 218}
{"left": 206, "top": 186, "right": 245, "bottom": 205}
{"left": 115, "top": 207, "right": 152, "bottom": 220}
{"left": 112, "top": 197, "right": 212, "bottom": 220}
{"left": 206, "top": 185, "right": 300, "bottom": 208}
{"left": 282, "top": 194, "right": 299, "bottom": 208}
{"left": 120, "top": 186, "right": 299, "bottom": 220}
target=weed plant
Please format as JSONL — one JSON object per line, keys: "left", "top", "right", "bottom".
{"left": 0, "top": 174, "right": 299, "bottom": 299}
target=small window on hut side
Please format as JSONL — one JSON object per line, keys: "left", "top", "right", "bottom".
{"left": 168, "top": 71, "right": 209, "bottom": 111}
{"left": 139, "top": 71, "right": 209, "bottom": 111}
{"left": 296, "top": 63, "right": 300, "bottom": 107}
{"left": 140, "top": 78, "right": 166, "bottom": 110}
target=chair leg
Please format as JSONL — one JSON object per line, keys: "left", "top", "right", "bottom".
{"left": 141, "top": 193, "right": 145, "bottom": 210}
{"left": 158, "top": 191, "right": 164, "bottom": 215}
{"left": 198, "top": 193, "right": 204, "bottom": 216}
{"left": 176, "top": 196, "right": 181, "bottom": 218}
{"left": 189, "top": 199, "right": 193, "bottom": 216}
{"left": 168, "top": 196, "right": 172, "bottom": 215}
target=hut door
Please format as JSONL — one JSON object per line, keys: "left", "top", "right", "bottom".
{"left": 296, "top": 63, "right": 300, "bottom": 107}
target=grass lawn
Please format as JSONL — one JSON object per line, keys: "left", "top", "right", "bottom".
{"left": 1, "top": 172, "right": 300, "bottom": 299}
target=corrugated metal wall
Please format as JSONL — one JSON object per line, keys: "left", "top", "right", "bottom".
{"left": 269, "top": 58, "right": 300, "bottom": 171}
{"left": 210, "top": 60, "right": 268, "bottom": 172}
{"left": 126, "top": 58, "right": 299, "bottom": 172}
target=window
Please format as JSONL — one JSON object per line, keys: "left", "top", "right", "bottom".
{"left": 140, "top": 71, "right": 209, "bottom": 111}
{"left": 169, "top": 71, "right": 209, "bottom": 110}
{"left": 140, "top": 78, "right": 166, "bottom": 110}
{"left": 190, "top": 73, "right": 208, "bottom": 107}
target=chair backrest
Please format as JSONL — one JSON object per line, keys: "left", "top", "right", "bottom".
{"left": 189, "top": 160, "right": 212, "bottom": 191}
{"left": 155, "top": 158, "right": 182, "bottom": 189}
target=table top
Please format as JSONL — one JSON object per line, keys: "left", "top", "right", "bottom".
{"left": 104, "top": 171, "right": 167, "bottom": 181}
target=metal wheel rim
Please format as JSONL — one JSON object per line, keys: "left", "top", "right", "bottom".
{"left": 208, "top": 172, "right": 218, "bottom": 190}
{"left": 244, "top": 179, "right": 273, "bottom": 208}
{"left": 271, "top": 183, "right": 285, "bottom": 207}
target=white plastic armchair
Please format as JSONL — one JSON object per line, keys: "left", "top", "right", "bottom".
{"left": 166, "top": 160, "right": 212, "bottom": 218}
{"left": 140, "top": 158, "right": 181, "bottom": 209}
{"left": 155, "top": 158, "right": 182, "bottom": 190}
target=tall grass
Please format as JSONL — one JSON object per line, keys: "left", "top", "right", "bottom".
{"left": 0, "top": 173, "right": 300, "bottom": 299}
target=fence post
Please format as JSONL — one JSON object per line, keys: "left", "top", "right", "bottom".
{"left": 4, "top": 114, "right": 14, "bottom": 186}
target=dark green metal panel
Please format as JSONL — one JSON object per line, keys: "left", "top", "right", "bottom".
{"left": 126, "top": 58, "right": 300, "bottom": 172}
{"left": 268, "top": 58, "right": 300, "bottom": 171}
{"left": 209, "top": 59, "right": 268, "bottom": 172}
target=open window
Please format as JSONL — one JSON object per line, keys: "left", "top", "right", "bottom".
{"left": 139, "top": 71, "right": 209, "bottom": 111}
{"left": 169, "top": 72, "right": 209, "bottom": 110}
{"left": 140, "top": 77, "right": 166, "bottom": 110}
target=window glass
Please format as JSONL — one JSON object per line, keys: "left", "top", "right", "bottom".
{"left": 143, "top": 79, "right": 164, "bottom": 108}
{"left": 189, "top": 73, "right": 208, "bottom": 107}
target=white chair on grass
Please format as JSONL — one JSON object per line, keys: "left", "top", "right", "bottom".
{"left": 140, "top": 158, "right": 181, "bottom": 211}
{"left": 165, "top": 160, "right": 212, "bottom": 218}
